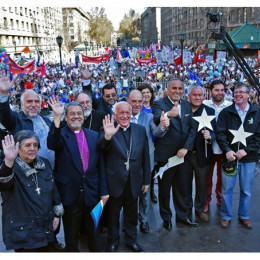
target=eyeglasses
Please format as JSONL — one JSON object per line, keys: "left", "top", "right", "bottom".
{"left": 233, "top": 91, "right": 249, "bottom": 95}
{"left": 104, "top": 94, "right": 117, "bottom": 98}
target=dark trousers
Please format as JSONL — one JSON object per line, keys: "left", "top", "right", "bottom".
{"left": 15, "top": 244, "right": 52, "bottom": 252}
{"left": 186, "top": 152, "right": 211, "bottom": 213}
{"left": 62, "top": 191, "right": 100, "bottom": 252}
{"left": 108, "top": 179, "right": 138, "bottom": 246}
{"left": 206, "top": 153, "right": 223, "bottom": 205}
{"left": 156, "top": 155, "right": 192, "bottom": 221}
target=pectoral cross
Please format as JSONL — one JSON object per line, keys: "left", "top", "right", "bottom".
{"left": 125, "top": 158, "right": 130, "bottom": 171}
{"left": 36, "top": 187, "right": 41, "bottom": 195}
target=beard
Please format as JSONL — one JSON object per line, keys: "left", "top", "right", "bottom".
{"left": 84, "top": 109, "right": 91, "bottom": 118}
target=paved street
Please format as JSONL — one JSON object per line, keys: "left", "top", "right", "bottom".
{"left": 1, "top": 164, "right": 260, "bottom": 253}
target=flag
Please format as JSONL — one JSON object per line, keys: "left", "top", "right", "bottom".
{"left": 187, "top": 66, "right": 195, "bottom": 80}
{"left": 21, "top": 46, "right": 30, "bottom": 53}
{"left": 40, "top": 60, "right": 46, "bottom": 77}
{"left": 174, "top": 56, "right": 182, "bottom": 66}
{"left": 193, "top": 71, "right": 203, "bottom": 86}
{"left": 124, "top": 49, "right": 130, "bottom": 58}
{"left": 36, "top": 48, "right": 41, "bottom": 66}
{"left": 9, "top": 57, "right": 35, "bottom": 74}
{"left": 91, "top": 200, "right": 103, "bottom": 229}
{"left": 116, "top": 49, "right": 123, "bottom": 63}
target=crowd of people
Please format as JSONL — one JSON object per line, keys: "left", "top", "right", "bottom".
{"left": 0, "top": 51, "right": 260, "bottom": 252}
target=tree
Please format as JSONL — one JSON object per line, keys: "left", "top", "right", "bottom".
{"left": 87, "top": 7, "right": 114, "bottom": 45}
{"left": 118, "top": 9, "right": 141, "bottom": 44}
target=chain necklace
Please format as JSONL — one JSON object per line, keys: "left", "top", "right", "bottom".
{"left": 31, "top": 161, "right": 41, "bottom": 195}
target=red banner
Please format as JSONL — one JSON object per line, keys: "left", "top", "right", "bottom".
{"left": 136, "top": 58, "right": 156, "bottom": 66}
{"left": 9, "top": 58, "right": 35, "bottom": 74}
{"left": 81, "top": 54, "right": 110, "bottom": 63}
{"left": 258, "top": 50, "right": 260, "bottom": 66}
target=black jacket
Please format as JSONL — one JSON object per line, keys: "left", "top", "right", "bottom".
{"left": 216, "top": 102, "right": 260, "bottom": 162}
{"left": 0, "top": 100, "right": 51, "bottom": 135}
{"left": 0, "top": 157, "right": 62, "bottom": 250}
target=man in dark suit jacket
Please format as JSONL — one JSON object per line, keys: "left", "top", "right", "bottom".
{"left": 98, "top": 102, "right": 150, "bottom": 252}
{"left": 187, "top": 85, "right": 216, "bottom": 222}
{"left": 75, "top": 92, "right": 105, "bottom": 132}
{"left": 96, "top": 83, "right": 118, "bottom": 116}
{"left": 47, "top": 100, "right": 109, "bottom": 252}
{"left": 152, "top": 78, "right": 198, "bottom": 230}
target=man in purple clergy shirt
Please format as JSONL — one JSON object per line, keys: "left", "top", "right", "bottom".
{"left": 47, "top": 98, "right": 109, "bottom": 252}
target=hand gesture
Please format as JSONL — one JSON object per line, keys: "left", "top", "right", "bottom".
{"left": 0, "top": 71, "right": 17, "bottom": 95}
{"left": 201, "top": 129, "right": 211, "bottom": 140}
{"left": 160, "top": 111, "right": 170, "bottom": 129}
{"left": 2, "top": 135, "right": 19, "bottom": 167}
{"left": 47, "top": 95, "right": 65, "bottom": 118}
{"left": 167, "top": 101, "right": 179, "bottom": 118}
{"left": 103, "top": 114, "right": 120, "bottom": 140}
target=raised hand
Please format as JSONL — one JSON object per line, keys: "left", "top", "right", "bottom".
{"left": 167, "top": 101, "right": 180, "bottom": 118}
{"left": 0, "top": 72, "right": 17, "bottom": 95}
{"left": 160, "top": 111, "right": 170, "bottom": 130}
{"left": 2, "top": 135, "right": 19, "bottom": 167}
{"left": 47, "top": 95, "right": 65, "bottom": 118}
{"left": 103, "top": 114, "right": 120, "bottom": 140}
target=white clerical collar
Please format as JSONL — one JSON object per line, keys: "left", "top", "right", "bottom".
{"left": 120, "top": 124, "right": 130, "bottom": 131}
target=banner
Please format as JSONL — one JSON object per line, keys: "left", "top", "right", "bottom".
{"left": 81, "top": 54, "right": 109, "bottom": 63}
{"left": 216, "top": 51, "right": 226, "bottom": 63}
{"left": 182, "top": 51, "right": 192, "bottom": 65}
{"left": 136, "top": 58, "right": 156, "bottom": 66}
{"left": 9, "top": 57, "right": 35, "bottom": 74}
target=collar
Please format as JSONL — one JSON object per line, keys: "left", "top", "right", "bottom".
{"left": 235, "top": 103, "right": 250, "bottom": 113}
{"left": 120, "top": 124, "right": 130, "bottom": 131}
{"left": 132, "top": 112, "right": 140, "bottom": 121}
{"left": 16, "top": 156, "right": 46, "bottom": 177}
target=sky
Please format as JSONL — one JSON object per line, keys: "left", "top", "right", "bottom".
{"left": 8, "top": 0, "right": 260, "bottom": 31}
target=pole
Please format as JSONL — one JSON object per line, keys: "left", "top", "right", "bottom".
{"left": 59, "top": 46, "right": 62, "bottom": 71}
{"left": 181, "top": 40, "right": 184, "bottom": 66}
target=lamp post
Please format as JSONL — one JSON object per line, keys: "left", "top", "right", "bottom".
{"left": 56, "top": 35, "right": 63, "bottom": 71}
{"left": 84, "top": 41, "right": 88, "bottom": 56}
{"left": 13, "top": 40, "right": 17, "bottom": 57}
{"left": 178, "top": 32, "right": 186, "bottom": 66}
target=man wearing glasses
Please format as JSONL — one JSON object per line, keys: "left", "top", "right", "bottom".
{"left": 97, "top": 84, "right": 118, "bottom": 116}
{"left": 216, "top": 82, "right": 260, "bottom": 229}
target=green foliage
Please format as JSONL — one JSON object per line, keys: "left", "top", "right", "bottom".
{"left": 118, "top": 9, "right": 141, "bottom": 41}
{"left": 87, "top": 7, "right": 114, "bottom": 44}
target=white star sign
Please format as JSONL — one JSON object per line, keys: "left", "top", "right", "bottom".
{"left": 193, "top": 108, "right": 216, "bottom": 131}
{"left": 229, "top": 124, "right": 253, "bottom": 146}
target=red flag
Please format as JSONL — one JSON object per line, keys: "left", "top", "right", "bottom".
{"left": 136, "top": 58, "right": 156, "bottom": 66}
{"left": 9, "top": 57, "right": 35, "bottom": 74}
{"left": 40, "top": 60, "right": 46, "bottom": 77}
{"left": 174, "top": 56, "right": 182, "bottom": 66}
{"left": 193, "top": 51, "right": 199, "bottom": 65}
{"left": 21, "top": 46, "right": 30, "bottom": 53}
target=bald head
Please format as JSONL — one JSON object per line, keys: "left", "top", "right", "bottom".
{"left": 127, "top": 90, "right": 143, "bottom": 115}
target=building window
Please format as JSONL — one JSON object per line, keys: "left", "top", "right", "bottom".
{"left": 9, "top": 7, "right": 13, "bottom": 12}
{"left": 10, "top": 19, "right": 14, "bottom": 29}
{"left": 4, "top": 18, "right": 8, "bottom": 28}
{"left": 16, "top": 20, "right": 19, "bottom": 30}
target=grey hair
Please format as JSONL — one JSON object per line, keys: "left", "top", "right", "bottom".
{"left": 14, "top": 130, "right": 40, "bottom": 149}
{"left": 20, "top": 90, "right": 42, "bottom": 104}
{"left": 65, "top": 101, "right": 84, "bottom": 115}
{"left": 113, "top": 101, "right": 132, "bottom": 114}
{"left": 167, "top": 78, "right": 184, "bottom": 89}
{"left": 74, "top": 92, "right": 92, "bottom": 103}
{"left": 234, "top": 82, "right": 250, "bottom": 93}
{"left": 187, "top": 84, "right": 205, "bottom": 95}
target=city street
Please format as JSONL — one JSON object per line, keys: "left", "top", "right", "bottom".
{"left": 1, "top": 163, "right": 260, "bottom": 253}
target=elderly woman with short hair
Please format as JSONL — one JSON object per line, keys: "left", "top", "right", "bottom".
{"left": 0, "top": 130, "right": 64, "bottom": 252}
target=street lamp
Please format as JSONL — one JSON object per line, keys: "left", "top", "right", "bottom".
{"left": 56, "top": 35, "right": 63, "bottom": 71}
{"left": 84, "top": 41, "right": 88, "bottom": 56}
{"left": 178, "top": 32, "right": 186, "bottom": 66}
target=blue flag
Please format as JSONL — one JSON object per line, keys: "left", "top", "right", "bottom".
{"left": 91, "top": 200, "right": 103, "bottom": 229}
{"left": 187, "top": 66, "right": 195, "bottom": 81}
{"left": 193, "top": 71, "right": 203, "bottom": 86}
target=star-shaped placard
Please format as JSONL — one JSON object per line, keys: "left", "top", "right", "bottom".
{"left": 229, "top": 124, "right": 253, "bottom": 146}
{"left": 193, "top": 108, "right": 216, "bottom": 131}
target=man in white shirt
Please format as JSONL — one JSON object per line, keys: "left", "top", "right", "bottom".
{"left": 203, "top": 79, "right": 232, "bottom": 211}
